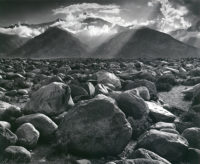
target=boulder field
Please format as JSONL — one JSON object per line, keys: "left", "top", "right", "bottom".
{"left": 0, "top": 58, "right": 199, "bottom": 163}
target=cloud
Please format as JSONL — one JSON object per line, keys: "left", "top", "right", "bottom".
{"left": 53, "top": 3, "right": 122, "bottom": 25}
{"left": 177, "top": 0, "right": 200, "bottom": 16}
{"left": 52, "top": 3, "right": 127, "bottom": 35}
{"left": 148, "top": 0, "right": 191, "bottom": 32}
{"left": 0, "top": 24, "right": 45, "bottom": 38}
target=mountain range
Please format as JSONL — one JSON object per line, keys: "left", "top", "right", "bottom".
{"left": 1, "top": 18, "right": 200, "bottom": 59}
{"left": 9, "top": 27, "right": 88, "bottom": 58}
{"left": 93, "top": 27, "right": 200, "bottom": 58}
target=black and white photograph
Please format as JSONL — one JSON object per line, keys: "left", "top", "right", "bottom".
{"left": 0, "top": 0, "right": 200, "bottom": 163}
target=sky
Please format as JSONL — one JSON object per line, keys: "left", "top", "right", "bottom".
{"left": 0, "top": 0, "right": 199, "bottom": 37}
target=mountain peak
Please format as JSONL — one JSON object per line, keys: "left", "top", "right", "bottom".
{"left": 9, "top": 26, "right": 88, "bottom": 59}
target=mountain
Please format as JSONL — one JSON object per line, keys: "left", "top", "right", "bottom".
{"left": 9, "top": 27, "right": 88, "bottom": 58}
{"left": 170, "top": 29, "right": 200, "bottom": 48}
{"left": 93, "top": 27, "right": 200, "bottom": 59}
{"left": 0, "top": 33, "right": 29, "bottom": 56}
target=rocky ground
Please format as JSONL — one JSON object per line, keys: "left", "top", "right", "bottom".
{"left": 0, "top": 58, "right": 200, "bottom": 164}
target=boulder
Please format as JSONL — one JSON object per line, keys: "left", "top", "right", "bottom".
{"left": 70, "top": 84, "right": 89, "bottom": 98}
{"left": 16, "top": 123, "right": 40, "bottom": 149}
{"left": 56, "top": 96, "right": 132, "bottom": 156}
{"left": 82, "top": 82, "right": 95, "bottom": 97}
{"left": 15, "top": 113, "right": 57, "bottom": 138}
{"left": 23, "top": 82, "right": 74, "bottom": 116}
{"left": 4, "top": 146, "right": 31, "bottom": 163}
{"left": 137, "top": 129, "right": 188, "bottom": 162}
{"left": 146, "top": 102, "right": 176, "bottom": 123}
{"left": 160, "top": 128, "right": 180, "bottom": 135}
{"left": 116, "top": 90, "right": 149, "bottom": 119}
{"left": 129, "top": 148, "right": 171, "bottom": 164}
{"left": 150, "top": 122, "right": 176, "bottom": 130}
{"left": 134, "top": 87, "right": 150, "bottom": 101}
{"left": 0, "top": 127, "right": 17, "bottom": 152}
{"left": 128, "top": 116, "right": 151, "bottom": 139}
{"left": 96, "top": 71, "right": 121, "bottom": 89}
{"left": 0, "top": 121, "right": 11, "bottom": 129}
{"left": 0, "top": 101, "right": 21, "bottom": 120}
{"left": 182, "top": 127, "right": 200, "bottom": 149}
{"left": 124, "top": 79, "right": 157, "bottom": 100}
{"left": 187, "top": 148, "right": 200, "bottom": 164}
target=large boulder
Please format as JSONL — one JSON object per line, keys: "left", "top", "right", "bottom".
{"left": 4, "top": 146, "right": 31, "bottom": 163}
{"left": 15, "top": 113, "right": 57, "bottom": 138}
{"left": 0, "top": 127, "right": 18, "bottom": 153}
{"left": 182, "top": 127, "right": 200, "bottom": 149}
{"left": 56, "top": 96, "right": 132, "bottom": 156}
{"left": 23, "top": 82, "right": 74, "bottom": 116}
{"left": 145, "top": 102, "right": 176, "bottom": 123}
{"left": 96, "top": 71, "right": 121, "bottom": 89}
{"left": 16, "top": 123, "right": 40, "bottom": 149}
{"left": 116, "top": 90, "right": 149, "bottom": 119}
{"left": 137, "top": 129, "right": 188, "bottom": 162}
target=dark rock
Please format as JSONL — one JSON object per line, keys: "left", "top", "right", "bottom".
{"left": 179, "top": 111, "right": 200, "bottom": 128}
{"left": 156, "top": 83, "right": 172, "bottom": 92}
{"left": 182, "top": 127, "right": 200, "bottom": 149}
{"left": 186, "top": 148, "right": 200, "bottom": 164}
{"left": 134, "top": 87, "right": 150, "bottom": 101}
{"left": 56, "top": 96, "right": 132, "bottom": 156}
{"left": 175, "top": 120, "right": 195, "bottom": 133}
{"left": 23, "top": 82, "right": 74, "bottom": 116}
{"left": 124, "top": 79, "right": 157, "bottom": 100}
{"left": 116, "top": 90, "right": 149, "bottom": 119}
{"left": 0, "top": 127, "right": 17, "bottom": 153}
{"left": 189, "top": 68, "right": 200, "bottom": 77}
{"left": 70, "top": 84, "right": 88, "bottom": 98}
{"left": 16, "top": 123, "right": 40, "bottom": 149}
{"left": 128, "top": 116, "right": 151, "bottom": 140}
{"left": 156, "top": 74, "right": 177, "bottom": 86}
{"left": 5, "top": 90, "right": 18, "bottom": 97}
{"left": 15, "top": 113, "right": 57, "bottom": 138}
{"left": 137, "top": 129, "right": 188, "bottom": 162}
{"left": 129, "top": 148, "right": 171, "bottom": 164}
{"left": 0, "top": 101, "right": 21, "bottom": 121}
{"left": 4, "top": 146, "right": 31, "bottom": 163}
